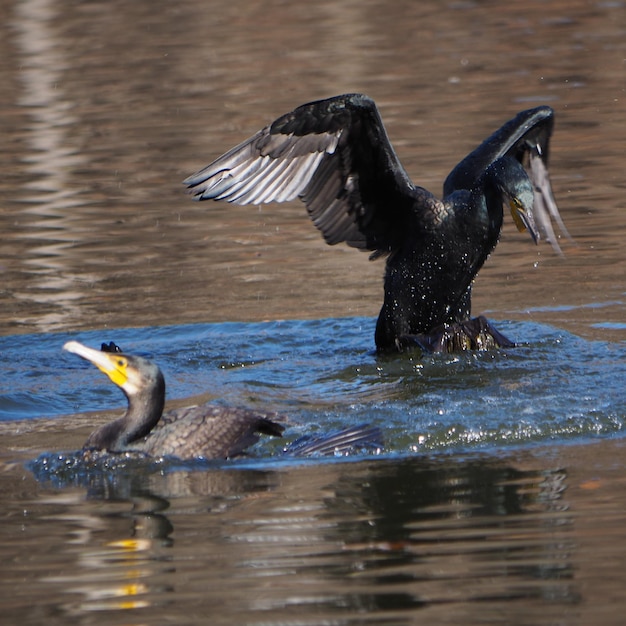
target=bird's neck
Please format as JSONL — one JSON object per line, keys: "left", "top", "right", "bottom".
{"left": 121, "top": 382, "right": 165, "bottom": 444}
{"left": 471, "top": 168, "right": 505, "bottom": 251}
{"left": 85, "top": 377, "right": 165, "bottom": 452}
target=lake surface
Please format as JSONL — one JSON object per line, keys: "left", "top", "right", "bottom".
{"left": 1, "top": 0, "right": 625, "bottom": 624}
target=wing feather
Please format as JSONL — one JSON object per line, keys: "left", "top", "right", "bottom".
{"left": 443, "top": 106, "right": 568, "bottom": 252}
{"left": 185, "top": 94, "right": 416, "bottom": 255}
{"left": 185, "top": 96, "right": 566, "bottom": 257}
{"left": 138, "top": 404, "right": 284, "bottom": 460}
{"left": 528, "top": 150, "right": 571, "bottom": 250}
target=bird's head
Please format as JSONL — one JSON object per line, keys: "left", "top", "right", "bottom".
{"left": 491, "top": 156, "right": 539, "bottom": 243}
{"left": 63, "top": 341, "right": 163, "bottom": 399}
{"left": 508, "top": 187, "right": 538, "bottom": 244}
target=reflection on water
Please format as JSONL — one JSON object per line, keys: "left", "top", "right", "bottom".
{"left": 10, "top": 0, "right": 92, "bottom": 331}
{"left": 16, "top": 453, "right": 574, "bottom": 625}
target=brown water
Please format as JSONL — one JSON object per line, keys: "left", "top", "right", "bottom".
{"left": 1, "top": 0, "right": 625, "bottom": 624}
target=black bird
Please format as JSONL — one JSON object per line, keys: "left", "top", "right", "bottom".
{"left": 184, "top": 94, "right": 568, "bottom": 353}
{"left": 64, "top": 341, "right": 382, "bottom": 460}
{"left": 64, "top": 341, "right": 283, "bottom": 459}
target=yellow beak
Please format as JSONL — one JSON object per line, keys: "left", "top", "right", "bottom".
{"left": 64, "top": 341, "right": 129, "bottom": 388}
{"left": 509, "top": 198, "right": 538, "bottom": 243}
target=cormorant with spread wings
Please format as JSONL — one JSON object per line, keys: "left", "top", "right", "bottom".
{"left": 185, "top": 94, "right": 567, "bottom": 353}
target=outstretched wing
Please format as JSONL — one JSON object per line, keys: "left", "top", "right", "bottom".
{"left": 184, "top": 94, "right": 417, "bottom": 255}
{"left": 443, "top": 106, "right": 569, "bottom": 251}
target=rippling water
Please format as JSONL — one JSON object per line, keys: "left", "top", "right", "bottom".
{"left": 3, "top": 318, "right": 626, "bottom": 452}
{"left": 6, "top": 450, "right": 580, "bottom": 626}
{"left": 1, "top": 0, "right": 624, "bottom": 623}
{"left": 3, "top": 317, "right": 624, "bottom": 624}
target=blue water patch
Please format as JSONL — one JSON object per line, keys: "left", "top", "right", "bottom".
{"left": 523, "top": 299, "right": 624, "bottom": 313}
{"left": 592, "top": 322, "right": 626, "bottom": 330}
{"left": 1, "top": 317, "right": 625, "bottom": 456}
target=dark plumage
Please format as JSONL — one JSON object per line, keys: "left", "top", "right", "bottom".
{"left": 185, "top": 94, "right": 568, "bottom": 353}
{"left": 64, "top": 341, "right": 383, "bottom": 460}
{"left": 64, "top": 341, "right": 284, "bottom": 460}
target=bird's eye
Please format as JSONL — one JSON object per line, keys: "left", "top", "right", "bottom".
{"left": 116, "top": 358, "right": 126, "bottom": 368}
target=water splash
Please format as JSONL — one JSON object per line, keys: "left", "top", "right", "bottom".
{"left": 2, "top": 317, "right": 624, "bottom": 461}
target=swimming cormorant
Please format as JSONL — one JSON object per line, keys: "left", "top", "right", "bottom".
{"left": 184, "top": 94, "right": 568, "bottom": 353}
{"left": 64, "top": 341, "right": 283, "bottom": 459}
{"left": 64, "top": 341, "right": 382, "bottom": 460}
